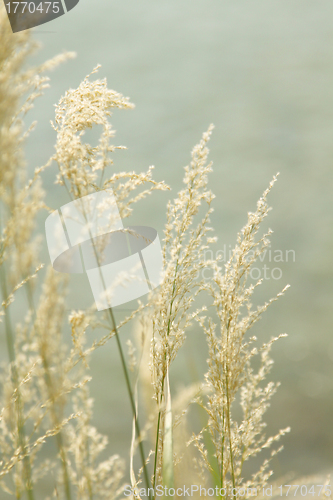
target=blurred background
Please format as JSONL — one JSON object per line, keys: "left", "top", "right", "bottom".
{"left": 2, "top": 0, "right": 333, "bottom": 489}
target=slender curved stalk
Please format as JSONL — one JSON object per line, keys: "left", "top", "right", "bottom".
{"left": 220, "top": 407, "right": 225, "bottom": 498}
{"left": 225, "top": 370, "right": 235, "bottom": 498}
{"left": 78, "top": 201, "right": 152, "bottom": 498}
{"left": 152, "top": 188, "right": 195, "bottom": 492}
{"left": 57, "top": 185, "right": 151, "bottom": 497}
{"left": 152, "top": 260, "right": 179, "bottom": 493}
{"left": 152, "top": 409, "right": 162, "bottom": 491}
{"left": 93, "top": 258, "right": 151, "bottom": 498}
{"left": 110, "top": 308, "right": 151, "bottom": 496}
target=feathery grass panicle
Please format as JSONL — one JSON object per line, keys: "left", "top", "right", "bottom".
{"left": 150, "top": 125, "right": 216, "bottom": 403}
{"left": 52, "top": 65, "right": 134, "bottom": 199}
{"left": 189, "top": 176, "right": 290, "bottom": 497}
{"left": 52, "top": 66, "right": 169, "bottom": 224}
{"left": 145, "top": 126, "right": 217, "bottom": 488}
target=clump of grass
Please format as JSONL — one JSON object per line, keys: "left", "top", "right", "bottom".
{"left": 134, "top": 132, "right": 290, "bottom": 499}
{"left": 0, "top": 5, "right": 293, "bottom": 498}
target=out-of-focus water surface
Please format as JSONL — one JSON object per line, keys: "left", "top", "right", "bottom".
{"left": 2, "top": 0, "right": 333, "bottom": 491}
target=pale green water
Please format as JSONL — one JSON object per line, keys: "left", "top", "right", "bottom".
{"left": 1, "top": 0, "right": 333, "bottom": 495}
